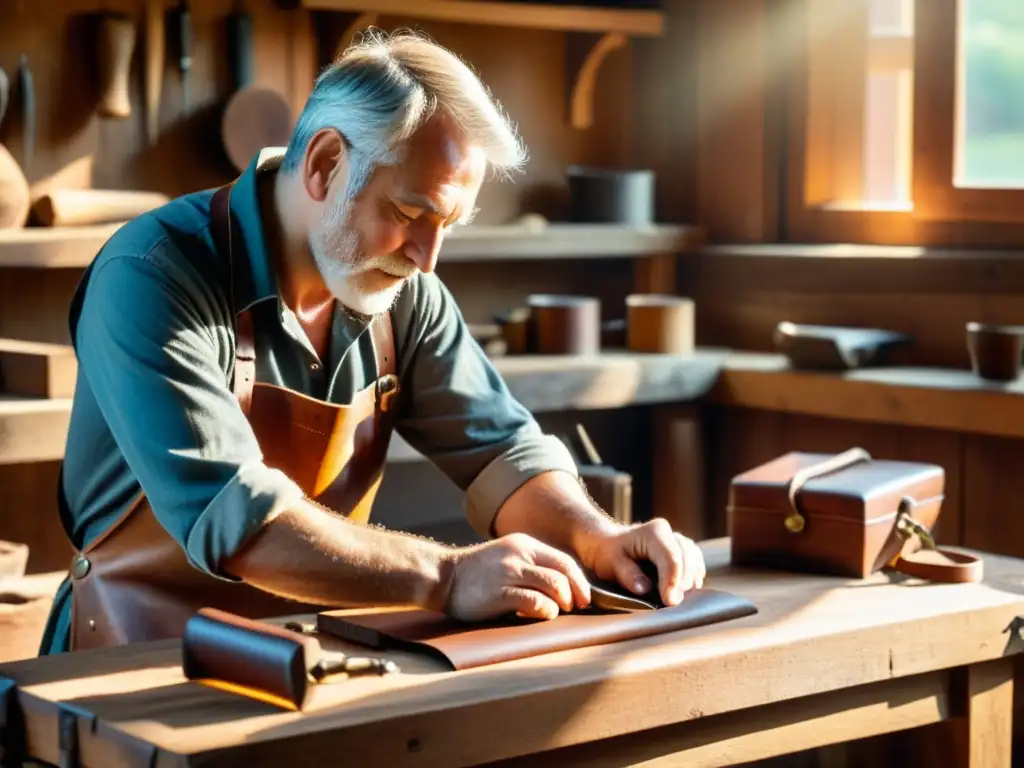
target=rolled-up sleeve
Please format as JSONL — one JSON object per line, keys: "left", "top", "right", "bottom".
{"left": 73, "top": 249, "right": 303, "bottom": 578}
{"left": 393, "top": 274, "right": 579, "bottom": 538}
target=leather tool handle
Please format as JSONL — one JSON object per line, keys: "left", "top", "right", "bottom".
{"left": 144, "top": 0, "right": 165, "bottom": 144}
{"left": 97, "top": 13, "right": 137, "bottom": 119}
{"left": 890, "top": 548, "right": 984, "bottom": 583}
{"left": 31, "top": 189, "right": 170, "bottom": 227}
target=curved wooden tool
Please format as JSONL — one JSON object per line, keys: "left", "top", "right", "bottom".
{"left": 144, "top": 0, "right": 166, "bottom": 144}
{"left": 221, "top": 3, "right": 293, "bottom": 172}
{"left": 31, "top": 189, "right": 169, "bottom": 227}
{"left": 98, "top": 13, "right": 137, "bottom": 119}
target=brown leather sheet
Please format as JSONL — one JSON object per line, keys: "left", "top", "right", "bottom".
{"left": 317, "top": 588, "right": 757, "bottom": 670}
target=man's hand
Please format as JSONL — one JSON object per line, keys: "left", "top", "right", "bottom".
{"left": 578, "top": 519, "right": 706, "bottom": 607}
{"left": 445, "top": 533, "right": 592, "bottom": 622}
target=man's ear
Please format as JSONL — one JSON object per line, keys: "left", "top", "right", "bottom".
{"left": 302, "top": 128, "right": 348, "bottom": 203}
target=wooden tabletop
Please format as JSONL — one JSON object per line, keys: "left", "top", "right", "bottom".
{"left": 3, "top": 539, "right": 1023, "bottom": 768}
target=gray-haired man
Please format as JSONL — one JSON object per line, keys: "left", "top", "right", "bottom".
{"left": 43, "top": 32, "right": 704, "bottom": 655}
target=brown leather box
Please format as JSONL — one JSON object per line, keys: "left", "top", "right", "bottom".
{"left": 728, "top": 448, "right": 946, "bottom": 579}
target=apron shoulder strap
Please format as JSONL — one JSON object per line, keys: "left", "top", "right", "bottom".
{"left": 209, "top": 183, "right": 257, "bottom": 415}
{"left": 369, "top": 313, "right": 396, "bottom": 377}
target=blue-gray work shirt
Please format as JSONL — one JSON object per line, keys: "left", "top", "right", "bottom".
{"left": 38, "top": 150, "right": 578, "bottom": 655}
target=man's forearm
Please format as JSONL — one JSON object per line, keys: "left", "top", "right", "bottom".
{"left": 491, "top": 470, "right": 622, "bottom": 565}
{"left": 221, "top": 498, "right": 456, "bottom": 611}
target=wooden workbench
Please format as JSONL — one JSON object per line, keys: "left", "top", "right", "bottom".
{"left": 0, "top": 539, "right": 1021, "bottom": 767}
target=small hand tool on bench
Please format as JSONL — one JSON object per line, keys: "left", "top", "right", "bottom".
{"left": 182, "top": 607, "right": 398, "bottom": 711}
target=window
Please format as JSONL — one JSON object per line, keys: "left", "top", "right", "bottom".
{"left": 788, "top": 0, "right": 1024, "bottom": 241}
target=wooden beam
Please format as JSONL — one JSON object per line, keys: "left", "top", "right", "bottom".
{"left": 298, "top": 0, "right": 665, "bottom": 37}
{"left": 500, "top": 670, "right": 951, "bottom": 767}
{"left": 0, "top": 224, "right": 702, "bottom": 269}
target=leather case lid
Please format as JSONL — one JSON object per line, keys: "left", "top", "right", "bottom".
{"left": 729, "top": 452, "right": 945, "bottom": 523}
{"left": 316, "top": 588, "right": 757, "bottom": 671}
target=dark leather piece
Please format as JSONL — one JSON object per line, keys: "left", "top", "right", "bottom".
{"left": 729, "top": 450, "right": 950, "bottom": 580}
{"left": 67, "top": 179, "right": 400, "bottom": 651}
{"left": 182, "top": 608, "right": 317, "bottom": 710}
{"left": 316, "top": 588, "right": 758, "bottom": 671}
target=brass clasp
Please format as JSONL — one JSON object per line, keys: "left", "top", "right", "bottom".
{"left": 894, "top": 496, "right": 937, "bottom": 550}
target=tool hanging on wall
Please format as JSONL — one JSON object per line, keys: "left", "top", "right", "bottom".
{"left": 17, "top": 55, "right": 33, "bottom": 172}
{"left": 0, "top": 64, "right": 31, "bottom": 230}
{"left": 173, "top": 0, "right": 191, "bottom": 113}
{"left": 144, "top": 0, "right": 165, "bottom": 144}
{"left": 0, "top": 66, "right": 8, "bottom": 129}
{"left": 97, "top": 13, "right": 137, "bottom": 119}
{"left": 221, "top": 0, "right": 293, "bottom": 172}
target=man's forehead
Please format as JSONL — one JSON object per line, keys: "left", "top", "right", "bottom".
{"left": 396, "top": 116, "right": 486, "bottom": 190}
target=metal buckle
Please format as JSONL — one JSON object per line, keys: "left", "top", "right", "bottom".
{"left": 0, "top": 677, "right": 26, "bottom": 768}
{"left": 894, "top": 496, "right": 937, "bottom": 551}
{"left": 375, "top": 373, "right": 400, "bottom": 413}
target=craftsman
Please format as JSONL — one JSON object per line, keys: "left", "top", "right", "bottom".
{"left": 39, "top": 31, "right": 705, "bottom": 655}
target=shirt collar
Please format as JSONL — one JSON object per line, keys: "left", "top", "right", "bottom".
{"left": 227, "top": 147, "right": 287, "bottom": 314}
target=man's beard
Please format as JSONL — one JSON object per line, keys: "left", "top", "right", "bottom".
{"left": 309, "top": 198, "right": 416, "bottom": 317}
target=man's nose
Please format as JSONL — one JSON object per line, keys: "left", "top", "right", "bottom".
{"left": 404, "top": 225, "right": 443, "bottom": 274}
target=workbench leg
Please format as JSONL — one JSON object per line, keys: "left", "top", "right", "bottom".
{"left": 651, "top": 404, "right": 706, "bottom": 540}
{"left": 956, "top": 657, "right": 1014, "bottom": 767}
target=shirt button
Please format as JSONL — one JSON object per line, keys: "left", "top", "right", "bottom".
{"left": 310, "top": 362, "right": 320, "bottom": 372}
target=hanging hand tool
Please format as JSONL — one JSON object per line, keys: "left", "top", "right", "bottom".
{"left": 144, "top": 0, "right": 165, "bottom": 144}
{"left": 0, "top": 66, "right": 8, "bottom": 129}
{"left": 173, "top": 0, "right": 191, "bottom": 113}
{"left": 18, "top": 55, "right": 33, "bottom": 171}
{"left": 97, "top": 13, "right": 137, "bottom": 119}
{"left": 221, "top": 0, "right": 293, "bottom": 171}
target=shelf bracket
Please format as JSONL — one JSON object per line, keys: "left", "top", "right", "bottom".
{"left": 335, "top": 12, "right": 378, "bottom": 59}
{"left": 569, "top": 31, "right": 627, "bottom": 130}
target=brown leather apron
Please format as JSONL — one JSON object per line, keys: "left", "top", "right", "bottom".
{"left": 65, "top": 183, "right": 401, "bottom": 651}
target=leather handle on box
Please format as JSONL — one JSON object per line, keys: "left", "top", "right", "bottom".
{"left": 890, "top": 548, "right": 984, "bottom": 584}
{"left": 785, "top": 448, "right": 873, "bottom": 533}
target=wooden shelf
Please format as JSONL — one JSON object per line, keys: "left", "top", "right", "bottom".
{"left": 0, "top": 223, "right": 699, "bottom": 270}
{"left": 0, "top": 395, "right": 73, "bottom": 465}
{"left": 709, "top": 354, "right": 1024, "bottom": 440}
{"left": 0, "top": 350, "right": 728, "bottom": 466}
{"left": 299, "top": 0, "right": 665, "bottom": 37}
{"left": 0, "top": 225, "right": 122, "bottom": 269}
{"left": 9, "top": 350, "right": 1024, "bottom": 467}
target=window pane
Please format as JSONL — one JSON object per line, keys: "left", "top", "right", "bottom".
{"left": 870, "top": 0, "right": 913, "bottom": 35}
{"left": 957, "top": 0, "right": 1024, "bottom": 188}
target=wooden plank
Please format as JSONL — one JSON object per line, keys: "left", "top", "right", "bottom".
{"left": 0, "top": 395, "right": 72, "bottom": 465}
{"left": 0, "top": 352, "right": 730, "bottom": 466}
{"left": 299, "top": 0, "right": 666, "bottom": 37}
{"left": 711, "top": 356, "right": 1024, "bottom": 440}
{"left": 3, "top": 540, "right": 1024, "bottom": 768}
{"left": 0, "top": 339, "right": 77, "bottom": 399}
{"left": 0, "top": 224, "right": 701, "bottom": 269}
{"left": 0, "top": 226, "right": 119, "bottom": 269}
{"left": 491, "top": 670, "right": 952, "bottom": 767}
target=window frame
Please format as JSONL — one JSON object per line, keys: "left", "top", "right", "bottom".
{"left": 912, "top": 0, "right": 1024, "bottom": 223}
{"left": 783, "top": 0, "right": 1024, "bottom": 245}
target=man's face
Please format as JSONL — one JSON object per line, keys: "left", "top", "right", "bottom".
{"left": 309, "top": 116, "right": 486, "bottom": 316}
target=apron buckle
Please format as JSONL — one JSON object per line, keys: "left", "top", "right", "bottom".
{"left": 376, "top": 373, "right": 400, "bottom": 413}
